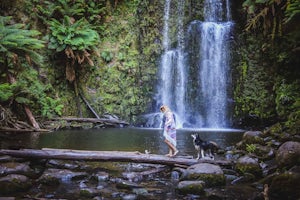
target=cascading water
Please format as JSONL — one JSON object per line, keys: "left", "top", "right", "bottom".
{"left": 151, "top": 0, "right": 233, "bottom": 129}
{"left": 156, "top": 0, "right": 186, "bottom": 128}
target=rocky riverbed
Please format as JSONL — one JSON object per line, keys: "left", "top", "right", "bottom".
{"left": 0, "top": 127, "right": 300, "bottom": 200}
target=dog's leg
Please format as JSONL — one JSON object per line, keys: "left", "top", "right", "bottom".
{"left": 200, "top": 149, "right": 204, "bottom": 159}
{"left": 208, "top": 149, "right": 214, "bottom": 160}
{"left": 196, "top": 151, "right": 200, "bottom": 160}
{"left": 208, "top": 149, "right": 212, "bottom": 157}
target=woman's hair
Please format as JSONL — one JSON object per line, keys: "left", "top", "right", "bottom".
{"left": 160, "top": 105, "right": 170, "bottom": 112}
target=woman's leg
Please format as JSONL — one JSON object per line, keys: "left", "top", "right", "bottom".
{"left": 164, "top": 139, "right": 179, "bottom": 156}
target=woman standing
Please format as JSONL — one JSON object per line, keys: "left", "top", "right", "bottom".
{"left": 160, "top": 105, "right": 179, "bottom": 157}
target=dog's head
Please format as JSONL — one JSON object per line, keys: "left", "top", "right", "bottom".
{"left": 191, "top": 133, "right": 202, "bottom": 143}
{"left": 191, "top": 133, "right": 203, "bottom": 144}
{"left": 191, "top": 133, "right": 197, "bottom": 140}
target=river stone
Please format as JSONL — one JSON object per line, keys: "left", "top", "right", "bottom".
{"left": 0, "top": 174, "right": 32, "bottom": 194}
{"left": 185, "top": 163, "right": 225, "bottom": 187}
{"left": 235, "top": 156, "right": 262, "bottom": 177}
{"left": 276, "top": 141, "right": 300, "bottom": 168}
{"left": 0, "top": 162, "right": 32, "bottom": 177}
{"left": 242, "top": 131, "right": 264, "bottom": 145}
{"left": 94, "top": 171, "right": 110, "bottom": 182}
{"left": 80, "top": 188, "right": 99, "bottom": 198}
{"left": 38, "top": 168, "right": 88, "bottom": 185}
{"left": 116, "top": 180, "right": 142, "bottom": 190}
{"left": 269, "top": 171, "right": 300, "bottom": 200}
{"left": 177, "top": 180, "right": 205, "bottom": 195}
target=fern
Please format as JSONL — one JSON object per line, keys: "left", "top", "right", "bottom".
{"left": 284, "top": 0, "right": 300, "bottom": 23}
{"left": 48, "top": 16, "right": 99, "bottom": 52}
{"left": 0, "top": 16, "right": 44, "bottom": 67}
{"left": 0, "top": 83, "right": 15, "bottom": 102}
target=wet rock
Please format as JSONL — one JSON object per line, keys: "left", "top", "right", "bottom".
{"left": 38, "top": 168, "right": 88, "bottom": 185}
{"left": 231, "top": 173, "right": 256, "bottom": 184}
{"left": 46, "top": 159, "right": 80, "bottom": 170}
{"left": 80, "top": 188, "right": 99, "bottom": 198}
{"left": 269, "top": 171, "right": 300, "bottom": 200}
{"left": 132, "top": 188, "right": 148, "bottom": 196}
{"left": 223, "top": 185, "right": 262, "bottom": 200}
{"left": 254, "top": 144, "right": 274, "bottom": 159}
{"left": 0, "top": 174, "right": 32, "bottom": 194}
{"left": 185, "top": 163, "right": 225, "bottom": 187}
{"left": 0, "top": 162, "right": 40, "bottom": 179}
{"left": 122, "top": 172, "right": 143, "bottom": 182}
{"left": 242, "top": 131, "right": 264, "bottom": 145}
{"left": 0, "top": 162, "right": 29, "bottom": 175}
{"left": 260, "top": 159, "right": 278, "bottom": 176}
{"left": 93, "top": 171, "right": 109, "bottom": 182}
{"left": 177, "top": 180, "right": 205, "bottom": 195}
{"left": 235, "top": 156, "right": 262, "bottom": 177}
{"left": 276, "top": 141, "right": 300, "bottom": 168}
{"left": 122, "top": 194, "right": 137, "bottom": 200}
{"left": 0, "top": 156, "right": 15, "bottom": 162}
{"left": 116, "top": 179, "right": 142, "bottom": 190}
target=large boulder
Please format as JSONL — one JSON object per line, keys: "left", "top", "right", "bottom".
{"left": 0, "top": 174, "right": 32, "bottom": 194}
{"left": 235, "top": 156, "right": 262, "bottom": 177}
{"left": 184, "top": 163, "right": 225, "bottom": 187}
{"left": 177, "top": 180, "right": 205, "bottom": 195}
{"left": 269, "top": 171, "right": 300, "bottom": 200}
{"left": 276, "top": 141, "right": 300, "bottom": 168}
{"left": 0, "top": 162, "right": 33, "bottom": 177}
{"left": 242, "top": 131, "right": 264, "bottom": 145}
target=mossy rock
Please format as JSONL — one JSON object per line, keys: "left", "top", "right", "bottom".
{"left": 235, "top": 156, "right": 262, "bottom": 177}
{"left": 242, "top": 131, "right": 264, "bottom": 145}
{"left": 177, "top": 180, "right": 205, "bottom": 195}
{"left": 269, "top": 172, "right": 300, "bottom": 200}
{"left": 276, "top": 141, "right": 300, "bottom": 168}
{"left": 0, "top": 174, "right": 32, "bottom": 194}
{"left": 185, "top": 163, "right": 225, "bottom": 187}
{"left": 38, "top": 174, "right": 60, "bottom": 186}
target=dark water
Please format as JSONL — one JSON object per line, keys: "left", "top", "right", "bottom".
{"left": 0, "top": 128, "right": 244, "bottom": 156}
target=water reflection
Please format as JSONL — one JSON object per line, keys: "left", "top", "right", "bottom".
{"left": 0, "top": 128, "right": 244, "bottom": 157}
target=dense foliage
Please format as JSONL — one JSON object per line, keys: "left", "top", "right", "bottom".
{"left": 0, "top": 0, "right": 299, "bottom": 129}
{"left": 233, "top": 0, "right": 300, "bottom": 128}
{"left": 0, "top": 15, "right": 63, "bottom": 118}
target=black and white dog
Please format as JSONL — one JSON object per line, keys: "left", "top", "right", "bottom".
{"left": 191, "top": 133, "right": 219, "bottom": 160}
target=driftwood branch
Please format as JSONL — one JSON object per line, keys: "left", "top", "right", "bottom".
{"left": 0, "top": 148, "right": 234, "bottom": 167}
{"left": 79, "top": 93, "right": 100, "bottom": 119}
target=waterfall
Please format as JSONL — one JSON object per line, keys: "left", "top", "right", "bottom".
{"left": 156, "top": 0, "right": 186, "bottom": 128}
{"left": 152, "top": 0, "right": 233, "bottom": 129}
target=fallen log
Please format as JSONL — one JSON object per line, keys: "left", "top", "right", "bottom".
{"left": 51, "top": 117, "right": 129, "bottom": 127}
{"left": 0, "top": 148, "right": 234, "bottom": 167}
{"left": 0, "top": 127, "right": 50, "bottom": 132}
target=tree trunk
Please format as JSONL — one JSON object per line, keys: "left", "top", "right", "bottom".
{"left": 0, "top": 148, "right": 234, "bottom": 167}
{"left": 7, "top": 72, "right": 40, "bottom": 130}
{"left": 24, "top": 105, "right": 40, "bottom": 129}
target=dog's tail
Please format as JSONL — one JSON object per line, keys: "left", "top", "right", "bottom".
{"left": 209, "top": 141, "right": 219, "bottom": 151}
